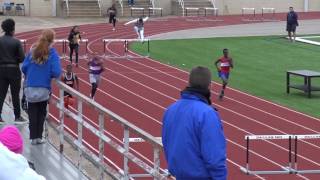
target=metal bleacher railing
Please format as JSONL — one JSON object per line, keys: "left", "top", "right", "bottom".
{"left": 178, "top": 0, "right": 185, "bottom": 16}
{"left": 118, "top": 0, "right": 123, "bottom": 16}
{"left": 50, "top": 80, "right": 167, "bottom": 180}
{"left": 97, "top": 0, "right": 102, "bottom": 16}
{"left": 65, "top": 0, "right": 70, "bottom": 17}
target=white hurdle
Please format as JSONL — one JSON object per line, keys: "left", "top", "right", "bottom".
{"left": 241, "top": 134, "right": 320, "bottom": 175}
{"left": 241, "top": 7, "right": 256, "bottom": 21}
{"left": 262, "top": 7, "right": 276, "bottom": 21}
{"left": 204, "top": 7, "right": 219, "bottom": 17}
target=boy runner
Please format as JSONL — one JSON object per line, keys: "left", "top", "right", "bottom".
{"left": 215, "top": 49, "right": 233, "bottom": 100}
{"left": 61, "top": 64, "right": 79, "bottom": 109}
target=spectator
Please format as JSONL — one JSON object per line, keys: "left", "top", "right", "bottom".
{"left": 22, "top": 29, "right": 61, "bottom": 145}
{"left": 128, "top": 0, "right": 134, "bottom": 6}
{"left": 68, "top": 26, "right": 81, "bottom": 67}
{"left": 0, "top": 125, "right": 45, "bottom": 180}
{"left": 162, "top": 66, "right": 227, "bottom": 180}
{"left": 0, "top": 18, "right": 25, "bottom": 124}
{"left": 287, "top": 7, "right": 298, "bottom": 42}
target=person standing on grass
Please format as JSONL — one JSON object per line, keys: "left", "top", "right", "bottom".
{"left": 134, "top": 17, "right": 144, "bottom": 43}
{"left": 215, "top": 48, "right": 233, "bottom": 100}
{"left": 107, "top": 3, "right": 117, "bottom": 31}
{"left": 88, "top": 55, "right": 104, "bottom": 99}
{"left": 162, "top": 66, "right": 227, "bottom": 180}
{"left": 0, "top": 18, "right": 25, "bottom": 124}
{"left": 22, "top": 29, "right": 61, "bottom": 145}
{"left": 61, "top": 64, "right": 79, "bottom": 110}
{"left": 287, "top": 7, "right": 299, "bottom": 42}
{"left": 68, "top": 26, "right": 81, "bottom": 67}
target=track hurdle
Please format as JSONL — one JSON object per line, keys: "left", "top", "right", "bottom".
{"left": 65, "top": 39, "right": 89, "bottom": 59}
{"left": 185, "top": 7, "right": 200, "bottom": 16}
{"left": 102, "top": 39, "right": 150, "bottom": 58}
{"left": 204, "top": 7, "right": 218, "bottom": 17}
{"left": 241, "top": 134, "right": 320, "bottom": 175}
{"left": 131, "top": 7, "right": 145, "bottom": 17}
{"left": 54, "top": 39, "right": 67, "bottom": 59}
{"left": 241, "top": 8, "right": 257, "bottom": 21}
{"left": 262, "top": 7, "right": 276, "bottom": 21}
{"left": 148, "top": 7, "right": 163, "bottom": 17}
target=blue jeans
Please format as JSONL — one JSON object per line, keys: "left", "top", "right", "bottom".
{"left": 128, "top": 0, "right": 134, "bottom": 5}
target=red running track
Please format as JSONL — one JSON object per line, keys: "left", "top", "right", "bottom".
{"left": 16, "top": 13, "right": 320, "bottom": 179}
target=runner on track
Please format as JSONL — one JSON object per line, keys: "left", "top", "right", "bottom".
{"left": 88, "top": 55, "right": 104, "bottom": 100}
{"left": 215, "top": 48, "right": 234, "bottom": 100}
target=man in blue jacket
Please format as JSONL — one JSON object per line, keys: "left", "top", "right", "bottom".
{"left": 162, "top": 66, "right": 227, "bottom": 180}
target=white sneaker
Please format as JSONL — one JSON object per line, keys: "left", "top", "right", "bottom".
{"left": 112, "top": 28, "right": 115, "bottom": 31}
{"left": 37, "top": 138, "right": 46, "bottom": 144}
{"left": 31, "top": 139, "right": 38, "bottom": 145}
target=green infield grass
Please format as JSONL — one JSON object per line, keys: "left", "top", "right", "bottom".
{"left": 132, "top": 36, "right": 320, "bottom": 118}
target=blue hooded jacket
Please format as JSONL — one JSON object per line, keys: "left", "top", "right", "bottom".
{"left": 162, "top": 91, "right": 227, "bottom": 180}
{"left": 22, "top": 48, "right": 61, "bottom": 90}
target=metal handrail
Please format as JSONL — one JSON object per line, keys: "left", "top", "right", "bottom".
{"left": 178, "top": 0, "right": 185, "bottom": 16}
{"left": 210, "top": 0, "right": 216, "bottom": 8}
{"left": 97, "top": 0, "right": 102, "bottom": 16}
{"left": 65, "top": 0, "right": 69, "bottom": 17}
{"left": 53, "top": 80, "right": 166, "bottom": 179}
{"left": 118, "top": 0, "right": 123, "bottom": 16}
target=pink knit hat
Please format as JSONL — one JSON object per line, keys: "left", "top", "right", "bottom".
{"left": 0, "top": 125, "right": 24, "bottom": 154}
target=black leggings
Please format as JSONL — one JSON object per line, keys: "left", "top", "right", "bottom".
{"left": 91, "top": 83, "right": 98, "bottom": 98}
{"left": 0, "top": 67, "right": 21, "bottom": 119}
{"left": 69, "top": 44, "right": 79, "bottom": 64}
{"left": 28, "top": 101, "right": 47, "bottom": 140}
{"left": 109, "top": 15, "right": 116, "bottom": 27}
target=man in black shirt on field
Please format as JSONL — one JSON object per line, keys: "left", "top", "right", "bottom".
{"left": 286, "top": 7, "right": 299, "bottom": 42}
{"left": 0, "top": 19, "right": 25, "bottom": 124}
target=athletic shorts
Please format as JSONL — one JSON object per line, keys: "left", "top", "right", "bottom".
{"left": 286, "top": 24, "right": 297, "bottom": 33}
{"left": 89, "top": 74, "right": 101, "bottom": 84}
{"left": 219, "top": 72, "right": 229, "bottom": 81}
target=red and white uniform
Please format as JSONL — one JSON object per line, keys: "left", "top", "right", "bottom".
{"left": 219, "top": 57, "right": 232, "bottom": 73}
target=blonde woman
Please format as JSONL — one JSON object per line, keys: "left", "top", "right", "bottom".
{"left": 22, "top": 29, "right": 61, "bottom": 145}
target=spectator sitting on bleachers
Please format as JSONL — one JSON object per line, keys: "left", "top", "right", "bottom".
{"left": 0, "top": 125, "right": 46, "bottom": 180}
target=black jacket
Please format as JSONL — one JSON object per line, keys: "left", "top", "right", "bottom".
{"left": 287, "top": 11, "right": 298, "bottom": 25}
{"left": 0, "top": 35, "right": 25, "bottom": 65}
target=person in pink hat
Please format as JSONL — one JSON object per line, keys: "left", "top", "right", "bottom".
{"left": 0, "top": 125, "right": 46, "bottom": 180}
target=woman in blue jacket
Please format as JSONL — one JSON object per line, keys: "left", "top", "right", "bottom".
{"left": 22, "top": 29, "right": 61, "bottom": 145}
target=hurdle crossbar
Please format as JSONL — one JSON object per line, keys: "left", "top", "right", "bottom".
{"left": 241, "top": 134, "right": 320, "bottom": 175}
